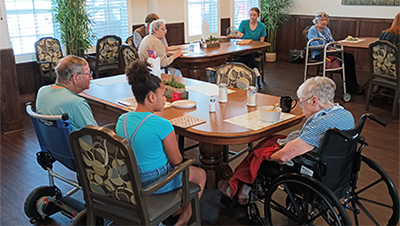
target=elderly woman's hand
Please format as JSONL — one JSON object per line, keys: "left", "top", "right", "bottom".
{"left": 237, "top": 31, "right": 244, "bottom": 38}
{"left": 172, "top": 49, "right": 183, "bottom": 59}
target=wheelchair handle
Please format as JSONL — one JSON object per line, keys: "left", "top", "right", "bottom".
{"left": 365, "top": 113, "right": 387, "bottom": 127}
{"left": 331, "top": 128, "right": 353, "bottom": 140}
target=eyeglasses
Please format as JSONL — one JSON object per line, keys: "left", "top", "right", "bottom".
{"left": 78, "top": 71, "right": 93, "bottom": 77}
{"left": 298, "top": 96, "right": 313, "bottom": 108}
{"left": 160, "top": 27, "right": 167, "bottom": 32}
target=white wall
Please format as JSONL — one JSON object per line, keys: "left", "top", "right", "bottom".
{"left": 0, "top": 0, "right": 11, "bottom": 49}
{"left": 290, "top": 0, "right": 400, "bottom": 19}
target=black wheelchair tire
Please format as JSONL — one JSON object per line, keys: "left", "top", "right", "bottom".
{"left": 264, "top": 173, "right": 351, "bottom": 226}
{"left": 70, "top": 209, "right": 104, "bottom": 226}
{"left": 24, "top": 186, "right": 62, "bottom": 223}
{"left": 349, "top": 156, "right": 400, "bottom": 226}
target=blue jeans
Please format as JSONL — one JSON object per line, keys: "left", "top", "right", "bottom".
{"left": 140, "top": 162, "right": 182, "bottom": 194}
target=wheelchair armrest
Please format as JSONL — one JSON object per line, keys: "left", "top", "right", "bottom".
{"left": 302, "top": 152, "right": 327, "bottom": 177}
{"left": 101, "top": 123, "right": 116, "bottom": 131}
{"left": 140, "top": 159, "right": 194, "bottom": 198}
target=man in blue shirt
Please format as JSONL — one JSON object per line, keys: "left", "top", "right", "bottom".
{"left": 36, "top": 56, "right": 98, "bottom": 131}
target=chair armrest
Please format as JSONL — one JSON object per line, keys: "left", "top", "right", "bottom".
{"left": 140, "top": 159, "right": 194, "bottom": 197}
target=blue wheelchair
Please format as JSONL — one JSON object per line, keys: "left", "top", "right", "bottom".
{"left": 221, "top": 114, "right": 399, "bottom": 225}
{"left": 23, "top": 103, "right": 102, "bottom": 225}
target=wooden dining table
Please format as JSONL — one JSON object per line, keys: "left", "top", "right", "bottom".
{"left": 339, "top": 37, "right": 379, "bottom": 72}
{"left": 169, "top": 40, "right": 270, "bottom": 81}
{"left": 81, "top": 74, "right": 304, "bottom": 188}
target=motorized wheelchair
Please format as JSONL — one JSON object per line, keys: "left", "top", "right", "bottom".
{"left": 24, "top": 103, "right": 100, "bottom": 225}
{"left": 221, "top": 113, "right": 399, "bottom": 225}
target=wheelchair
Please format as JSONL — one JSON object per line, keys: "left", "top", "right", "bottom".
{"left": 221, "top": 113, "right": 399, "bottom": 225}
{"left": 24, "top": 103, "right": 102, "bottom": 225}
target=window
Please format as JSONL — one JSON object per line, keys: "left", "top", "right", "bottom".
{"left": 4, "top": 0, "right": 56, "bottom": 55}
{"left": 187, "top": 0, "right": 218, "bottom": 39}
{"left": 234, "top": 0, "right": 259, "bottom": 29}
{"left": 85, "top": 0, "right": 129, "bottom": 44}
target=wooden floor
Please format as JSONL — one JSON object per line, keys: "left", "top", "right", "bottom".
{"left": 1, "top": 60, "right": 399, "bottom": 226}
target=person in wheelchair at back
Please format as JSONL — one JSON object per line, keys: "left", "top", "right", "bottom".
{"left": 308, "top": 12, "right": 362, "bottom": 94}
{"left": 36, "top": 55, "right": 97, "bottom": 131}
{"left": 115, "top": 59, "right": 206, "bottom": 226}
{"left": 221, "top": 76, "right": 355, "bottom": 204}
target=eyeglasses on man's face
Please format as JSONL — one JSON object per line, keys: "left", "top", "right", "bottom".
{"left": 79, "top": 71, "right": 93, "bottom": 77}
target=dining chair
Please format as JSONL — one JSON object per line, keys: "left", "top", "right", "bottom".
{"left": 119, "top": 44, "right": 138, "bottom": 68}
{"left": 69, "top": 125, "right": 201, "bottom": 226}
{"left": 215, "top": 62, "right": 256, "bottom": 89}
{"left": 125, "top": 35, "right": 138, "bottom": 52}
{"left": 366, "top": 40, "right": 399, "bottom": 118}
{"left": 35, "top": 37, "right": 63, "bottom": 84}
{"left": 94, "top": 35, "right": 122, "bottom": 78}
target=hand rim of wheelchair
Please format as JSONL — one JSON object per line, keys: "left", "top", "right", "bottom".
{"left": 263, "top": 173, "right": 351, "bottom": 226}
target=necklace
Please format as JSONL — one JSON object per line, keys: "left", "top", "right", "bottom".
{"left": 54, "top": 83, "right": 67, "bottom": 89}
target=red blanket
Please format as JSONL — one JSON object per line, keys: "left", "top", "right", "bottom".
{"left": 228, "top": 135, "right": 286, "bottom": 197}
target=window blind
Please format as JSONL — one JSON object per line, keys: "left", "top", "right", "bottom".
{"left": 187, "top": 0, "right": 218, "bottom": 37}
{"left": 4, "top": 0, "right": 55, "bottom": 55}
{"left": 85, "top": 0, "right": 128, "bottom": 44}
{"left": 234, "top": 0, "right": 259, "bottom": 29}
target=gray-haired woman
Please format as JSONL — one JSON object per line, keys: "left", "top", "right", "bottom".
{"left": 138, "top": 19, "right": 182, "bottom": 68}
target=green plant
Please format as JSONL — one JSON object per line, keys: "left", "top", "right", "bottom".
{"left": 163, "top": 76, "right": 185, "bottom": 89}
{"left": 261, "top": 0, "right": 293, "bottom": 53}
{"left": 52, "top": 0, "right": 95, "bottom": 56}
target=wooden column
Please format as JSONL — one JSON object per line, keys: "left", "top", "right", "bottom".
{"left": 1, "top": 48, "right": 23, "bottom": 134}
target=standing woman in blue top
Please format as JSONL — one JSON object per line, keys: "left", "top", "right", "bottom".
{"left": 237, "top": 7, "right": 267, "bottom": 74}
{"left": 115, "top": 60, "right": 206, "bottom": 226}
{"left": 308, "top": 12, "right": 362, "bottom": 94}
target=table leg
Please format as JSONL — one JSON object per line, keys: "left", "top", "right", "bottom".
{"left": 199, "top": 143, "right": 224, "bottom": 189}
{"left": 187, "top": 63, "right": 202, "bottom": 80}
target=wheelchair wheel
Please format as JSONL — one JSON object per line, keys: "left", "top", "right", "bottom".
{"left": 347, "top": 156, "right": 400, "bottom": 226}
{"left": 247, "top": 203, "right": 264, "bottom": 225}
{"left": 264, "top": 174, "right": 351, "bottom": 226}
{"left": 24, "top": 186, "right": 62, "bottom": 224}
{"left": 70, "top": 209, "right": 104, "bottom": 226}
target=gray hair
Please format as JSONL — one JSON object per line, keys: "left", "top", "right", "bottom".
{"left": 150, "top": 19, "right": 165, "bottom": 34}
{"left": 297, "top": 77, "right": 336, "bottom": 105}
{"left": 55, "top": 55, "right": 87, "bottom": 82}
{"left": 313, "top": 12, "right": 329, "bottom": 25}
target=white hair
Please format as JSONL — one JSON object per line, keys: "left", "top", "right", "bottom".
{"left": 150, "top": 19, "right": 166, "bottom": 34}
{"left": 297, "top": 77, "right": 336, "bottom": 105}
{"left": 313, "top": 12, "right": 329, "bottom": 25}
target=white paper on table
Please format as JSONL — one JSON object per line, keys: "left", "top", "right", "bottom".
{"left": 224, "top": 111, "right": 296, "bottom": 130}
{"left": 185, "top": 83, "right": 236, "bottom": 97}
{"left": 117, "top": 97, "right": 171, "bottom": 110}
{"left": 147, "top": 57, "right": 161, "bottom": 78}
{"left": 339, "top": 38, "right": 366, "bottom": 43}
{"left": 90, "top": 75, "right": 127, "bottom": 86}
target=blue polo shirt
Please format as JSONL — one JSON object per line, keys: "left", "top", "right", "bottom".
{"left": 238, "top": 20, "right": 267, "bottom": 41}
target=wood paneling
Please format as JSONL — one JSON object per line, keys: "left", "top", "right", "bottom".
{"left": 132, "top": 22, "right": 185, "bottom": 45}
{"left": 220, "top": 18, "right": 230, "bottom": 36}
{"left": 16, "top": 61, "right": 42, "bottom": 95}
{"left": 276, "top": 15, "right": 392, "bottom": 71}
{"left": 0, "top": 48, "right": 24, "bottom": 134}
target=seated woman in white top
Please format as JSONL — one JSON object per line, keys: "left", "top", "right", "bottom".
{"left": 138, "top": 19, "right": 182, "bottom": 68}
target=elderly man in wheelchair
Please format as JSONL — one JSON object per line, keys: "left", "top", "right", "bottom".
{"left": 219, "top": 76, "right": 400, "bottom": 226}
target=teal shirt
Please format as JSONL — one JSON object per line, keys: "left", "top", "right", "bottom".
{"left": 238, "top": 20, "right": 267, "bottom": 41}
{"left": 115, "top": 112, "right": 174, "bottom": 172}
{"left": 36, "top": 85, "right": 97, "bottom": 131}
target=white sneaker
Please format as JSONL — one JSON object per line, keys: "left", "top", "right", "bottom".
{"left": 253, "top": 68, "right": 261, "bottom": 77}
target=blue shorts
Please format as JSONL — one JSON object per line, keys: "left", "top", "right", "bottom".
{"left": 140, "top": 162, "right": 182, "bottom": 194}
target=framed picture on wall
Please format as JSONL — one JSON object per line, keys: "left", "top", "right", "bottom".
{"left": 342, "top": 0, "right": 399, "bottom": 5}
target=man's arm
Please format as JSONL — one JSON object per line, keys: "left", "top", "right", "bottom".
{"left": 133, "top": 31, "right": 142, "bottom": 49}
{"left": 268, "top": 138, "right": 314, "bottom": 164}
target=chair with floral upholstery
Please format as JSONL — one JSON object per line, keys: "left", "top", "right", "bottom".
{"left": 69, "top": 125, "right": 201, "bottom": 225}
{"left": 35, "top": 37, "right": 63, "bottom": 84}
{"left": 125, "top": 35, "right": 138, "bottom": 52}
{"left": 215, "top": 62, "right": 256, "bottom": 89}
{"left": 366, "top": 40, "right": 399, "bottom": 118}
{"left": 94, "top": 35, "right": 122, "bottom": 78}
{"left": 119, "top": 44, "right": 138, "bottom": 68}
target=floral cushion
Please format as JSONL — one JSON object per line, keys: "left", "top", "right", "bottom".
{"left": 98, "top": 37, "right": 121, "bottom": 65}
{"left": 215, "top": 63, "right": 255, "bottom": 89}
{"left": 77, "top": 135, "right": 136, "bottom": 205}
{"left": 372, "top": 44, "right": 397, "bottom": 78}
{"left": 35, "top": 38, "right": 63, "bottom": 72}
